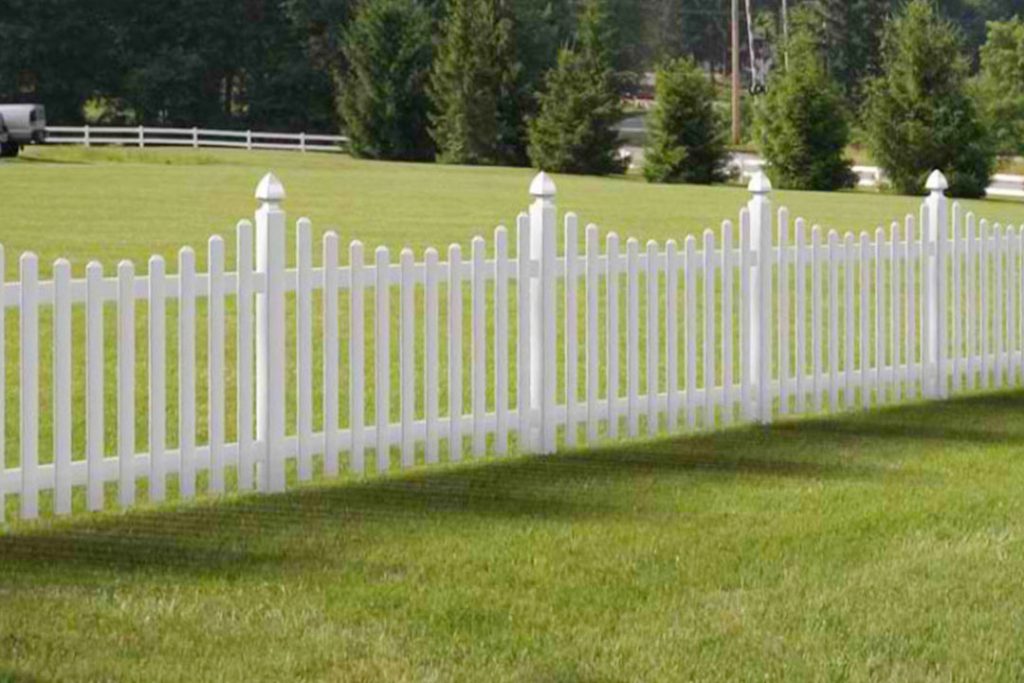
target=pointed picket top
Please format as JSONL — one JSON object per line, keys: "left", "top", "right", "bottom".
{"left": 255, "top": 172, "right": 286, "bottom": 204}
{"left": 925, "top": 169, "right": 948, "bottom": 193}
{"left": 747, "top": 170, "right": 772, "bottom": 195}
{"left": 529, "top": 171, "right": 557, "bottom": 199}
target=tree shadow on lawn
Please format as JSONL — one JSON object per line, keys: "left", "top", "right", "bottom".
{"left": 1, "top": 391, "right": 1020, "bottom": 579}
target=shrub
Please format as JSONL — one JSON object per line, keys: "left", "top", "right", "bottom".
{"left": 429, "top": 0, "right": 522, "bottom": 165}
{"left": 643, "top": 57, "right": 727, "bottom": 184}
{"left": 864, "top": 0, "right": 994, "bottom": 198}
{"left": 337, "top": 0, "right": 434, "bottom": 161}
{"left": 754, "top": 14, "right": 856, "bottom": 191}
{"left": 527, "top": 0, "right": 625, "bottom": 175}
{"left": 977, "top": 18, "right": 1024, "bottom": 156}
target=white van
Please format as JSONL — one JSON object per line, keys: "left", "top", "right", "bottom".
{"left": 0, "top": 104, "right": 46, "bottom": 157}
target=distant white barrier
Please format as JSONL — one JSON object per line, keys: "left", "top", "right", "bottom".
{"left": 45, "top": 125, "right": 348, "bottom": 153}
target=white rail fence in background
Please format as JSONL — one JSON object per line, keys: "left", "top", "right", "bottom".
{"left": 45, "top": 125, "right": 347, "bottom": 153}
{"left": 0, "top": 169, "right": 1017, "bottom": 522}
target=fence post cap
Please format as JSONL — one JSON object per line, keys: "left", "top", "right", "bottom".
{"left": 747, "top": 170, "right": 772, "bottom": 194}
{"left": 925, "top": 169, "right": 948, "bottom": 193}
{"left": 529, "top": 171, "right": 556, "bottom": 198}
{"left": 255, "top": 172, "right": 285, "bottom": 203}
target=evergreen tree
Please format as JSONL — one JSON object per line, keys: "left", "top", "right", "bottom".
{"left": 811, "top": 0, "right": 892, "bottom": 101}
{"left": 527, "top": 0, "right": 625, "bottom": 175}
{"left": 864, "top": 0, "right": 994, "bottom": 198}
{"left": 977, "top": 18, "right": 1024, "bottom": 155}
{"left": 755, "top": 11, "right": 855, "bottom": 191}
{"left": 428, "top": 0, "right": 523, "bottom": 165}
{"left": 337, "top": 0, "right": 433, "bottom": 161}
{"left": 643, "top": 57, "right": 727, "bottom": 184}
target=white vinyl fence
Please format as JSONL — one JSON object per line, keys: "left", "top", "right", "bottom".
{"left": 45, "top": 125, "right": 347, "bottom": 153}
{"left": 0, "top": 169, "right": 1017, "bottom": 522}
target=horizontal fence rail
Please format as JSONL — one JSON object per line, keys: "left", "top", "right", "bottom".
{"left": 45, "top": 125, "right": 347, "bottom": 153}
{"left": 0, "top": 168, "right": 1018, "bottom": 523}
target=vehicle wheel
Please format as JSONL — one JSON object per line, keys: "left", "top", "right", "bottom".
{"left": 0, "top": 141, "right": 18, "bottom": 158}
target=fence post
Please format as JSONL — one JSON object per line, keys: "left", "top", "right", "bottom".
{"left": 247, "top": 130, "right": 253, "bottom": 151}
{"left": 300, "top": 131, "right": 306, "bottom": 152}
{"left": 83, "top": 125, "right": 91, "bottom": 147}
{"left": 255, "top": 173, "right": 287, "bottom": 492}
{"left": 747, "top": 171, "right": 773, "bottom": 423}
{"left": 138, "top": 125, "right": 144, "bottom": 148}
{"left": 925, "top": 169, "right": 949, "bottom": 399}
{"left": 529, "top": 172, "right": 557, "bottom": 454}
{"left": 192, "top": 126, "right": 198, "bottom": 149}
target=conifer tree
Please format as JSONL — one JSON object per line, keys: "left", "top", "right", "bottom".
{"left": 643, "top": 56, "right": 727, "bottom": 184}
{"left": 864, "top": 0, "right": 994, "bottom": 197}
{"left": 337, "top": 0, "right": 433, "bottom": 161}
{"left": 755, "top": 12, "right": 855, "bottom": 191}
{"left": 527, "top": 0, "right": 625, "bottom": 175}
{"left": 429, "top": 0, "right": 523, "bottom": 165}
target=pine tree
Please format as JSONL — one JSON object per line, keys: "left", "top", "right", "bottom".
{"left": 337, "top": 0, "right": 433, "bottom": 161}
{"left": 428, "top": 0, "right": 523, "bottom": 165}
{"left": 977, "top": 18, "right": 1024, "bottom": 155}
{"left": 812, "top": 0, "right": 892, "bottom": 101}
{"left": 864, "top": 0, "right": 994, "bottom": 197}
{"left": 754, "top": 11, "right": 855, "bottom": 191}
{"left": 643, "top": 57, "right": 727, "bottom": 184}
{"left": 527, "top": 0, "right": 625, "bottom": 175}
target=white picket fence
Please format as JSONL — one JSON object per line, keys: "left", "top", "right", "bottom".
{"left": 1, "top": 169, "right": 1019, "bottom": 522}
{"left": 45, "top": 125, "right": 347, "bottom": 153}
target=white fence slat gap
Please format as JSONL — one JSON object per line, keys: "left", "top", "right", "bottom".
{"left": 778, "top": 209, "right": 790, "bottom": 416}
{"left": 702, "top": 231, "right": 715, "bottom": 427}
{"left": 843, "top": 233, "right": 855, "bottom": 409}
{"left": 811, "top": 226, "right": 823, "bottom": 412}
{"left": 891, "top": 224, "right": 902, "bottom": 402}
{"left": 424, "top": 247, "right": 440, "bottom": 463}
{"left": 795, "top": 219, "right": 807, "bottom": 414}
{"left": 665, "top": 238, "right": 680, "bottom": 430}
{"left": 495, "top": 227, "right": 509, "bottom": 455}
{"left": 646, "top": 239, "right": 659, "bottom": 434}
{"left": 828, "top": 231, "right": 840, "bottom": 412}
{"left": 518, "top": 215, "right": 533, "bottom": 449}
{"left": 626, "top": 238, "right": 640, "bottom": 437}
{"left": 952, "top": 205, "right": 963, "bottom": 393}
{"left": 720, "top": 222, "right": 734, "bottom": 425}
{"left": 586, "top": 225, "right": 600, "bottom": 441}
{"left": 605, "top": 232, "right": 619, "bottom": 439}
{"left": 684, "top": 236, "right": 697, "bottom": 429}
{"left": 739, "top": 210, "right": 751, "bottom": 420}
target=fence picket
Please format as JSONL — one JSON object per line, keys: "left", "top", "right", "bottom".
{"left": 702, "top": 231, "right": 715, "bottom": 427}
{"left": 980, "top": 220, "right": 990, "bottom": 390}
{"left": 966, "top": 214, "right": 976, "bottom": 390}
{"left": 891, "top": 223, "right": 902, "bottom": 403}
{"left": 906, "top": 216, "right": 918, "bottom": 399}
{"left": 739, "top": 210, "right": 751, "bottom": 420}
{"left": 874, "top": 227, "right": 886, "bottom": 406}
{"left": 0, "top": 249, "right": 4, "bottom": 522}
{"left": 20, "top": 253, "right": 39, "bottom": 519}
{"left": 811, "top": 226, "right": 823, "bottom": 412}
{"left": 424, "top": 248, "right": 440, "bottom": 463}
{"left": 666, "top": 239, "right": 680, "bottom": 429}
{"left": 208, "top": 236, "right": 226, "bottom": 492}
{"left": 860, "top": 233, "right": 870, "bottom": 410}
{"left": 995, "top": 225, "right": 1005, "bottom": 388}
{"left": 518, "top": 215, "right": 533, "bottom": 449}
{"left": 402, "top": 248, "right": 416, "bottom": 466}
{"left": 179, "top": 248, "right": 196, "bottom": 499}
{"left": 646, "top": 240, "right": 659, "bottom": 434}
{"left": 471, "top": 238, "right": 486, "bottom": 457}
{"left": 376, "top": 246, "right": 391, "bottom": 472}
{"left": 685, "top": 236, "right": 697, "bottom": 429}
{"left": 778, "top": 209, "right": 790, "bottom": 416}
{"left": 349, "top": 241, "right": 366, "bottom": 474}
{"left": 828, "top": 231, "right": 839, "bottom": 411}
{"left": 117, "top": 260, "right": 135, "bottom": 508}
{"left": 147, "top": 256, "right": 166, "bottom": 504}
{"left": 843, "top": 233, "right": 855, "bottom": 408}
{"left": 86, "top": 261, "right": 105, "bottom": 510}
{"left": 53, "top": 259, "right": 72, "bottom": 515}
{"left": 566, "top": 216, "right": 579, "bottom": 445}
{"left": 951, "top": 206, "right": 962, "bottom": 393}
{"left": 448, "top": 244, "right": 463, "bottom": 461}
{"left": 236, "top": 221, "right": 255, "bottom": 490}
{"left": 323, "top": 232, "right": 339, "bottom": 477}
{"left": 720, "top": 222, "right": 733, "bottom": 425}
{"left": 627, "top": 238, "right": 639, "bottom": 437}
{"left": 586, "top": 225, "right": 600, "bottom": 441}
{"left": 795, "top": 219, "right": 806, "bottom": 414}
{"left": 495, "top": 227, "right": 509, "bottom": 455}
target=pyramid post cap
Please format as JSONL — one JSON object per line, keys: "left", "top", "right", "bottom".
{"left": 925, "top": 169, "right": 948, "bottom": 192}
{"left": 255, "top": 172, "right": 286, "bottom": 203}
{"left": 529, "top": 171, "right": 557, "bottom": 198}
{"left": 747, "top": 170, "right": 772, "bottom": 194}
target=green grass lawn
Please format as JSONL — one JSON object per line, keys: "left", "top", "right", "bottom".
{"left": 3, "top": 392, "right": 1024, "bottom": 681}
{"left": 3, "top": 147, "right": 1024, "bottom": 680}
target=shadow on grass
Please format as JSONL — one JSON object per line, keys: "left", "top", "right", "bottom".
{"left": 1, "top": 391, "right": 1019, "bottom": 578}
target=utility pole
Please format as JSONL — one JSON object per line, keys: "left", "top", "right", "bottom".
{"left": 782, "top": 0, "right": 789, "bottom": 69}
{"left": 731, "top": 0, "right": 740, "bottom": 145}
